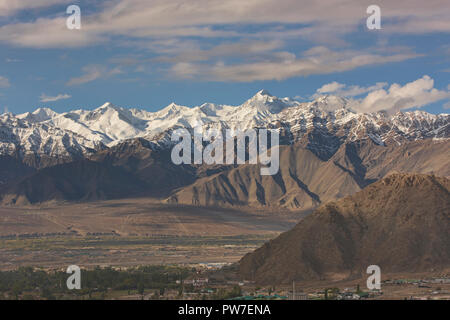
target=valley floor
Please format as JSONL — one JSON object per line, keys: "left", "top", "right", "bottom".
{"left": 0, "top": 198, "right": 303, "bottom": 270}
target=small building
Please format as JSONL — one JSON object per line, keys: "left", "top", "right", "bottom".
{"left": 177, "top": 278, "right": 209, "bottom": 287}
{"left": 431, "top": 278, "right": 450, "bottom": 284}
{"left": 287, "top": 292, "right": 308, "bottom": 300}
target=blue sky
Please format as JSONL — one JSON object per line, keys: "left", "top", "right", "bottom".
{"left": 0, "top": 0, "right": 449, "bottom": 114}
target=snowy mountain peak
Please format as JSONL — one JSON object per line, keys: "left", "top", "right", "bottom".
{"left": 17, "top": 107, "right": 59, "bottom": 122}
{"left": 243, "top": 90, "right": 294, "bottom": 114}
{"left": 1, "top": 91, "right": 448, "bottom": 160}
{"left": 256, "top": 89, "right": 273, "bottom": 97}
{"left": 33, "top": 107, "right": 57, "bottom": 115}
{"left": 167, "top": 102, "right": 183, "bottom": 109}
{"left": 99, "top": 102, "right": 114, "bottom": 109}
{"left": 248, "top": 89, "right": 275, "bottom": 102}
{"left": 157, "top": 103, "right": 188, "bottom": 116}
{"left": 95, "top": 102, "right": 127, "bottom": 114}
{"left": 310, "top": 95, "right": 351, "bottom": 112}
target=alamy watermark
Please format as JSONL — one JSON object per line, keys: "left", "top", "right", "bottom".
{"left": 66, "top": 265, "right": 81, "bottom": 290}
{"left": 366, "top": 5, "right": 381, "bottom": 30}
{"left": 171, "top": 128, "right": 280, "bottom": 176}
{"left": 366, "top": 265, "right": 381, "bottom": 290}
{"left": 66, "top": 5, "right": 81, "bottom": 30}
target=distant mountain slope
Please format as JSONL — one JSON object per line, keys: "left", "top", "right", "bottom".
{"left": 0, "top": 155, "right": 35, "bottom": 186}
{"left": 167, "top": 144, "right": 361, "bottom": 210}
{"left": 89, "top": 138, "right": 197, "bottom": 194}
{"left": 168, "top": 139, "right": 450, "bottom": 211}
{"left": 1, "top": 137, "right": 447, "bottom": 208}
{"left": 0, "top": 138, "right": 199, "bottom": 205}
{"left": 350, "top": 139, "right": 450, "bottom": 180}
{"left": 0, "top": 160, "right": 149, "bottom": 205}
{"left": 238, "top": 173, "right": 450, "bottom": 284}
{"left": 0, "top": 90, "right": 448, "bottom": 207}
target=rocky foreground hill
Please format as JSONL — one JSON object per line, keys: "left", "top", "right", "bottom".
{"left": 238, "top": 173, "right": 450, "bottom": 284}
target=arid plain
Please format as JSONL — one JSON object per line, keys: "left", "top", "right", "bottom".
{"left": 0, "top": 198, "right": 303, "bottom": 270}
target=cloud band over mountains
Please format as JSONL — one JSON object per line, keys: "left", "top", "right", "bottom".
{"left": 316, "top": 76, "right": 450, "bottom": 113}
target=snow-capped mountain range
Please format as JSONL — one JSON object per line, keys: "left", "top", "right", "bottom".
{"left": 1, "top": 90, "right": 449, "bottom": 159}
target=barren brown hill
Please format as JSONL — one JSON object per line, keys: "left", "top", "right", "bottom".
{"left": 168, "top": 139, "right": 450, "bottom": 211}
{"left": 0, "top": 155, "right": 35, "bottom": 186}
{"left": 168, "top": 145, "right": 360, "bottom": 209}
{"left": 89, "top": 138, "right": 197, "bottom": 193}
{"left": 167, "top": 144, "right": 360, "bottom": 210}
{"left": 331, "top": 139, "right": 450, "bottom": 181}
{"left": 238, "top": 173, "right": 450, "bottom": 284}
{"left": 1, "top": 138, "right": 448, "bottom": 207}
{"left": 0, "top": 160, "right": 149, "bottom": 205}
{"left": 0, "top": 138, "right": 198, "bottom": 205}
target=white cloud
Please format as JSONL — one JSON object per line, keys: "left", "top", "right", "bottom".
{"left": 317, "top": 81, "right": 346, "bottom": 94}
{"left": 67, "top": 67, "right": 102, "bottom": 86}
{"left": 67, "top": 65, "right": 122, "bottom": 86}
{"left": 444, "top": 101, "right": 450, "bottom": 109}
{"left": 312, "top": 76, "right": 450, "bottom": 113}
{"left": 154, "top": 40, "right": 283, "bottom": 63}
{"left": 0, "top": 17, "right": 102, "bottom": 48}
{"left": 0, "top": 76, "right": 10, "bottom": 88}
{"left": 0, "top": 0, "right": 449, "bottom": 49}
{"left": 352, "top": 75, "right": 450, "bottom": 113}
{"left": 5, "top": 58, "right": 21, "bottom": 63}
{"left": 40, "top": 93, "right": 71, "bottom": 102}
{"left": 170, "top": 47, "right": 418, "bottom": 82}
{"left": 315, "top": 81, "right": 388, "bottom": 98}
{"left": 0, "top": 0, "right": 69, "bottom": 16}
{"left": 383, "top": 14, "right": 450, "bottom": 34}
{"left": 0, "top": 0, "right": 447, "bottom": 88}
